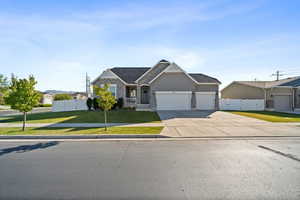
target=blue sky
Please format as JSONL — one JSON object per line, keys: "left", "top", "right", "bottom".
{"left": 0, "top": 0, "right": 300, "bottom": 91}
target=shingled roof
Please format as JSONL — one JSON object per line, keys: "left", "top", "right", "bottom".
{"left": 110, "top": 67, "right": 150, "bottom": 84}
{"left": 189, "top": 73, "right": 221, "bottom": 84}
{"left": 279, "top": 76, "right": 300, "bottom": 87}
{"left": 235, "top": 76, "right": 300, "bottom": 88}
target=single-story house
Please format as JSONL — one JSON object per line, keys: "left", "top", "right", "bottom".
{"left": 71, "top": 92, "right": 88, "bottom": 100}
{"left": 92, "top": 59, "right": 221, "bottom": 111}
{"left": 221, "top": 76, "right": 300, "bottom": 111}
{"left": 41, "top": 93, "right": 54, "bottom": 105}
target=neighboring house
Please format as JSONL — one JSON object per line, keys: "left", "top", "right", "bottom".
{"left": 92, "top": 59, "right": 221, "bottom": 110}
{"left": 221, "top": 77, "right": 300, "bottom": 111}
{"left": 71, "top": 92, "right": 88, "bottom": 100}
{"left": 41, "top": 93, "right": 54, "bottom": 104}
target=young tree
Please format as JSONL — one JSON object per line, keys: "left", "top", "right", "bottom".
{"left": 5, "top": 75, "right": 40, "bottom": 131}
{"left": 0, "top": 74, "right": 9, "bottom": 105}
{"left": 94, "top": 84, "right": 116, "bottom": 131}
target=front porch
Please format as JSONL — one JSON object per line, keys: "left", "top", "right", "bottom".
{"left": 124, "top": 85, "right": 151, "bottom": 110}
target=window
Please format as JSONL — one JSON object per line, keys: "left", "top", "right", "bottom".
{"left": 101, "top": 84, "right": 117, "bottom": 97}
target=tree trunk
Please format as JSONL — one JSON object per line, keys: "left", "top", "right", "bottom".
{"left": 22, "top": 112, "right": 26, "bottom": 131}
{"left": 104, "top": 110, "right": 107, "bottom": 131}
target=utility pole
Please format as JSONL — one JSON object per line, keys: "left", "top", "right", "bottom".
{"left": 86, "top": 73, "right": 92, "bottom": 97}
{"left": 271, "top": 70, "right": 284, "bottom": 81}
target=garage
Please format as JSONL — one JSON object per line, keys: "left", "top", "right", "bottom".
{"left": 155, "top": 91, "right": 192, "bottom": 110}
{"left": 273, "top": 95, "right": 291, "bottom": 111}
{"left": 196, "top": 92, "right": 216, "bottom": 110}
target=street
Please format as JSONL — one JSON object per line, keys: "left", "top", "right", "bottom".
{"left": 0, "top": 139, "right": 300, "bottom": 200}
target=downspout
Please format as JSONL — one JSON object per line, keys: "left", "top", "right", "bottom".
{"left": 264, "top": 88, "right": 267, "bottom": 111}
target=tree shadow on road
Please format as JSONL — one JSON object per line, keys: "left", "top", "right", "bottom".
{"left": 0, "top": 141, "right": 59, "bottom": 157}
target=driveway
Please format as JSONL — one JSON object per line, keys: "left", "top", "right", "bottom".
{"left": 158, "top": 111, "right": 300, "bottom": 137}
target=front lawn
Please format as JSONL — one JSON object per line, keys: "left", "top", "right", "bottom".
{"left": 0, "top": 127, "right": 163, "bottom": 135}
{"left": 0, "top": 110, "right": 161, "bottom": 124}
{"left": 228, "top": 111, "right": 300, "bottom": 122}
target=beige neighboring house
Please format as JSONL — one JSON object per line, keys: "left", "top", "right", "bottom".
{"left": 221, "top": 76, "right": 300, "bottom": 111}
{"left": 41, "top": 93, "right": 54, "bottom": 104}
{"left": 71, "top": 92, "right": 88, "bottom": 100}
{"left": 92, "top": 59, "right": 221, "bottom": 111}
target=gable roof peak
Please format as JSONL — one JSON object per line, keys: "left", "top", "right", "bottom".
{"left": 159, "top": 59, "right": 170, "bottom": 63}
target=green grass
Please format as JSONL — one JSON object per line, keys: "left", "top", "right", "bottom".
{"left": 227, "top": 111, "right": 300, "bottom": 122}
{"left": 0, "top": 127, "right": 163, "bottom": 135}
{"left": 0, "top": 110, "right": 161, "bottom": 124}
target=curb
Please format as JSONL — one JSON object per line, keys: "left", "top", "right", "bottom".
{"left": 0, "top": 134, "right": 168, "bottom": 140}
{"left": 0, "top": 135, "right": 300, "bottom": 140}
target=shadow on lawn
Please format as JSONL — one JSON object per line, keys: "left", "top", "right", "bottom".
{"left": 34, "top": 127, "right": 99, "bottom": 133}
{"left": 0, "top": 110, "right": 161, "bottom": 124}
{"left": 0, "top": 141, "right": 59, "bottom": 157}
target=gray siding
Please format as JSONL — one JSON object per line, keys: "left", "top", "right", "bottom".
{"left": 93, "top": 78, "right": 126, "bottom": 100}
{"left": 221, "top": 83, "right": 264, "bottom": 99}
{"left": 137, "top": 62, "right": 169, "bottom": 84}
{"left": 150, "top": 72, "right": 219, "bottom": 109}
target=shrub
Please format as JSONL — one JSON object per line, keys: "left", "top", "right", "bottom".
{"left": 34, "top": 104, "right": 52, "bottom": 107}
{"left": 86, "top": 98, "right": 93, "bottom": 111}
{"left": 116, "top": 97, "right": 124, "bottom": 109}
{"left": 111, "top": 102, "right": 117, "bottom": 110}
{"left": 54, "top": 94, "right": 72, "bottom": 101}
{"left": 93, "top": 97, "right": 100, "bottom": 110}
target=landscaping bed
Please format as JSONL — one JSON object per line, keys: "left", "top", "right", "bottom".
{"left": 0, "top": 127, "right": 163, "bottom": 135}
{"left": 0, "top": 110, "right": 161, "bottom": 124}
{"left": 228, "top": 111, "right": 300, "bottom": 122}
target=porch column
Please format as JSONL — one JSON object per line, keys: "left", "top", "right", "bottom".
{"left": 292, "top": 88, "right": 296, "bottom": 111}
{"left": 136, "top": 86, "right": 141, "bottom": 104}
{"left": 264, "top": 89, "right": 267, "bottom": 110}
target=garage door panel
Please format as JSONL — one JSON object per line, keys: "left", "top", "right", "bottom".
{"left": 274, "top": 95, "right": 291, "bottom": 111}
{"left": 156, "top": 91, "right": 192, "bottom": 110}
{"left": 196, "top": 92, "right": 216, "bottom": 110}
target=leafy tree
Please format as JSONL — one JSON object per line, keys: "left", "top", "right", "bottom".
{"left": 0, "top": 74, "right": 9, "bottom": 105}
{"left": 54, "top": 93, "right": 72, "bottom": 101}
{"left": 4, "top": 75, "right": 40, "bottom": 131}
{"left": 86, "top": 97, "right": 93, "bottom": 111}
{"left": 94, "top": 84, "right": 116, "bottom": 131}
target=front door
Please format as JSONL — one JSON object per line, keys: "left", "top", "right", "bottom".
{"left": 141, "top": 86, "right": 149, "bottom": 104}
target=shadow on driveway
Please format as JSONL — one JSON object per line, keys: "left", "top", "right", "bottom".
{"left": 0, "top": 141, "right": 59, "bottom": 157}
{"left": 157, "top": 110, "right": 216, "bottom": 120}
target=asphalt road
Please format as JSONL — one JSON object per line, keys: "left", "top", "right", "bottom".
{"left": 0, "top": 139, "right": 300, "bottom": 200}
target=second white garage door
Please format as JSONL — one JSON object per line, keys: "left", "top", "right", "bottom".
{"left": 196, "top": 92, "right": 216, "bottom": 110}
{"left": 155, "top": 91, "right": 192, "bottom": 110}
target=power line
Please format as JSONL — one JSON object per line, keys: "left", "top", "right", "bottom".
{"left": 271, "top": 70, "right": 285, "bottom": 81}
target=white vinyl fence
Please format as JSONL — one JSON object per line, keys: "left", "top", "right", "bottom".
{"left": 220, "top": 99, "right": 265, "bottom": 111}
{"left": 52, "top": 100, "right": 87, "bottom": 112}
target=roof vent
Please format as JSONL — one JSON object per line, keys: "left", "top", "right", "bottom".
{"left": 159, "top": 59, "right": 169, "bottom": 63}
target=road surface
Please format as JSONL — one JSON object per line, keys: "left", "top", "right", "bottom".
{"left": 0, "top": 139, "right": 300, "bottom": 199}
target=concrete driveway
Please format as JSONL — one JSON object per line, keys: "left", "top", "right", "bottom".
{"left": 158, "top": 111, "right": 300, "bottom": 137}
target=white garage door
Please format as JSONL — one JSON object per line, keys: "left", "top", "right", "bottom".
{"left": 274, "top": 95, "right": 291, "bottom": 111}
{"left": 155, "top": 91, "right": 192, "bottom": 110}
{"left": 196, "top": 92, "right": 216, "bottom": 110}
